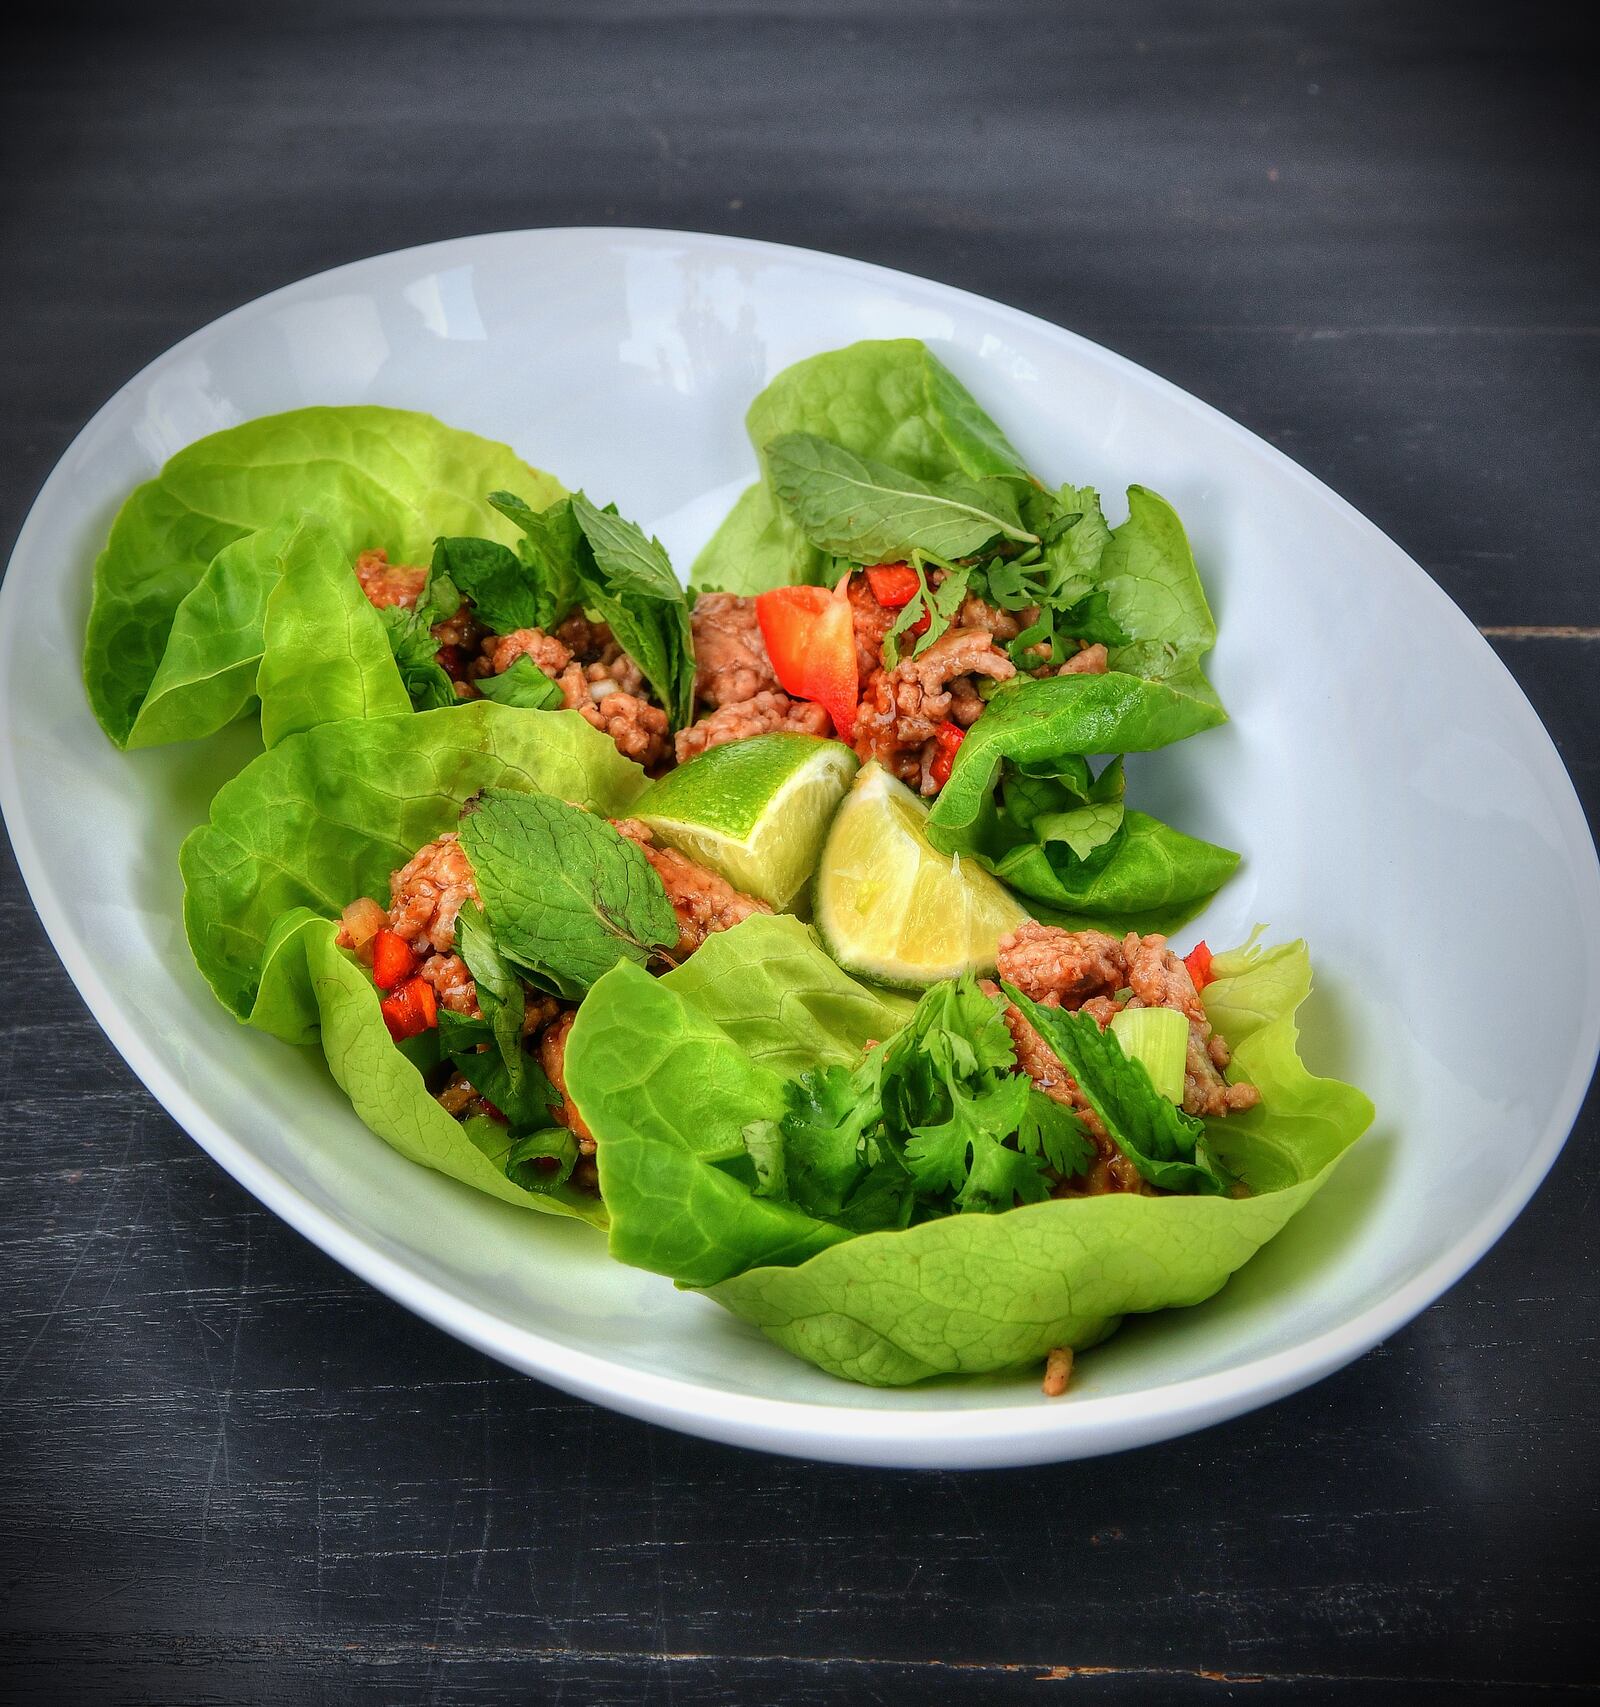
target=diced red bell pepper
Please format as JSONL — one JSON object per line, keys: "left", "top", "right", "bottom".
{"left": 929, "top": 720, "right": 966, "bottom": 789}
{"left": 755, "top": 575, "right": 859, "bottom": 741}
{"left": 865, "top": 564, "right": 920, "bottom": 608}
{"left": 371, "top": 928, "right": 418, "bottom": 991}
{"left": 866, "top": 565, "right": 931, "bottom": 638}
{"left": 1183, "top": 940, "right": 1215, "bottom": 991}
{"left": 380, "top": 975, "right": 438, "bottom": 1042}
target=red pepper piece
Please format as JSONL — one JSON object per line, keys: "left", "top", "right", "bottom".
{"left": 371, "top": 928, "right": 418, "bottom": 991}
{"left": 380, "top": 975, "right": 438, "bottom": 1042}
{"left": 1183, "top": 940, "right": 1215, "bottom": 991}
{"left": 866, "top": 564, "right": 920, "bottom": 609}
{"left": 755, "top": 575, "right": 859, "bottom": 741}
{"left": 929, "top": 720, "right": 966, "bottom": 789}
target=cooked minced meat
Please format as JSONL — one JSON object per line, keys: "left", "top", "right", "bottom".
{"left": 387, "top": 832, "right": 478, "bottom": 956}
{"left": 854, "top": 627, "right": 1017, "bottom": 795}
{"left": 354, "top": 547, "right": 427, "bottom": 609}
{"left": 1058, "top": 642, "right": 1109, "bottom": 676}
{"left": 675, "top": 690, "right": 831, "bottom": 762}
{"left": 691, "top": 592, "right": 779, "bottom": 708}
{"left": 538, "top": 1010, "right": 594, "bottom": 1150}
{"left": 476, "top": 625, "right": 670, "bottom": 769}
{"left": 997, "top": 923, "right": 1261, "bottom": 1120}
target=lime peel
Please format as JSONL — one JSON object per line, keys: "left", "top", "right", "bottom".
{"left": 633, "top": 733, "right": 858, "bottom": 911}
{"left": 814, "top": 761, "right": 1029, "bottom": 987}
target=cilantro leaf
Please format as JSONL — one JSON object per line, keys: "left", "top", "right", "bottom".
{"left": 474, "top": 655, "right": 566, "bottom": 710}
{"left": 458, "top": 789, "right": 679, "bottom": 999}
{"left": 377, "top": 605, "right": 458, "bottom": 710}
{"left": 1002, "top": 986, "right": 1234, "bottom": 1194}
{"left": 777, "top": 1062, "right": 879, "bottom": 1218}
{"left": 430, "top": 535, "right": 544, "bottom": 635}
{"left": 1015, "top": 1089, "right": 1095, "bottom": 1178}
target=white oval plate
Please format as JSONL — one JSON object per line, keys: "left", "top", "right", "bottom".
{"left": 3, "top": 229, "right": 1596, "bottom": 1467}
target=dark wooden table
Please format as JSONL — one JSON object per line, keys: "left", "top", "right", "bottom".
{"left": 3, "top": 4, "right": 1596, "bottom": 1701}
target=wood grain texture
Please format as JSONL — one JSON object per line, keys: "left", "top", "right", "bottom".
{"left": 1, "top": 2, "right": 1596, "bottom": 1702}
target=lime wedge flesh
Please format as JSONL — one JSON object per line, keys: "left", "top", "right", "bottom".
{"left": 633, "top": 733, "right": 859, "bottom": 911}
{"left": 815, "top": 761, "right": 1030, "bottom": 987}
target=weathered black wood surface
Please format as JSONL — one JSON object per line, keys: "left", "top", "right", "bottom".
{"left": 2, "top": 4, "right": 1596, "bottom": 1701}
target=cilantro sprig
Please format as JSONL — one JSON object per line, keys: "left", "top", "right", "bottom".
{"left": 743, "top": 975, "right": 1095, "bottom": 1229}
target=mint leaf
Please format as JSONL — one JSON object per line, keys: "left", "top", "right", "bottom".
{"left": 487, "top": 491, "right": 584, "bottom": 630}
{"left": 568, "top": 493, "right": 696, "bottom": 730}
{"left": 1003, "top": 987, "right": 1234, "bottom": 1194}
{"left": 767, "top": 432, "right": 1038, "bottom": 564}
{"left": 431, "top": 535, "right": 543, "bottom": 635}
{"left": 458, "top": 788, "right": 679, "bottom": 999}
{"left": 475, "top": 655, "right": 566, "bottom": 710}
{"left": 453, "top": 899, "right": 552, "bottom": 1125}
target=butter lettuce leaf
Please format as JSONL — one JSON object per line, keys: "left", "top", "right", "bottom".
{"left": 86, "top": 405, "right": 562, "bottom": 747}
{"left": 249, "top": 910, "right": 602, "bottom": 1225}
{"left": 692, "top": 339, "right": 1029, "bottom": 594}
{"left": 566, "top": 915, "right": 912, "bottom": 1284}
{"left": 924, "top": 673, "right": 1236, "bottom": 924}
{"left": 181, "top": 700, "right": 647, "bottom": 1028}
{"left": 704, "top": 936, "right": 1372, "bottom": 1385}
{"left": 255, "top": 516, "right": 412, "bottom": 746}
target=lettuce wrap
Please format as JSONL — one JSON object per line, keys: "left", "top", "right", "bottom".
{"left": 690, "top": 341, "right": 1236, "bottom": 929}
{"left": 691, "top": 339, "right": 1032, "bottom": 597}
{"left": 85, "top": 406, "right": 562, "bottom": 748}
{"left": 180, "top": 699, "right": 647, "bottom": 1031}
{"left": 567, "top": 922, "right": 1372, "bottom": 1386}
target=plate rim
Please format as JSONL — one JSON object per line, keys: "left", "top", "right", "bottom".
{"left": 3, "top": 223, "right": 1597, "bottom": 1468}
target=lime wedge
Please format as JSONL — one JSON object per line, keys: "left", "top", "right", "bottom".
{"left": 815, "top": 761, "right": 1029, "bottom": 987}
{"left": 633, "top": 733, "right": 859, "bottom": 910}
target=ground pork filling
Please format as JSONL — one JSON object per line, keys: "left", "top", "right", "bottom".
{"left": 996, "top": 921, "right": 1262, "bottom": 1129}
{"left": 339, "top": 816, "right": 771, "bottom": 1183}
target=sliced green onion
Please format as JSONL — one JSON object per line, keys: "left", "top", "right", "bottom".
{"left": 1109, "top": 1006, "right": 1188, "bottom": 1106}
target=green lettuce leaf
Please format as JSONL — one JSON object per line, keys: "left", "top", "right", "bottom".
{"left": 1098, "top": 485, "right": 1218, "bottom": 685}
{"left": 254, "top": 516, "right": 413, "bottom": 746}
{"left": 566, "top": 915, "right": 913, "bottom": 1285}
{"left": 702, "top": 936, "right": 1372, "bottom": 1385}
{"left": 86, "top": 405, "right": 562, "bottom": 747}
{"left": 692, "top": 339, "right": 1029, "bottom": 595}
{"left": 923, "top": 673, "right": 1236, "bottom": 924}
{"left": 249, "top": 910, "right": 602, "bottom": 1225}
{"left": 181, "top": 700, "right": 647, "bottom": 1030}
{"left": 982, "top": 811, "right": 1241, "bottom": 926}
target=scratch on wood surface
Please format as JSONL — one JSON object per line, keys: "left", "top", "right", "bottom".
{"left": 1478, "top": 625, "right": 1600, "bottom": 639}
